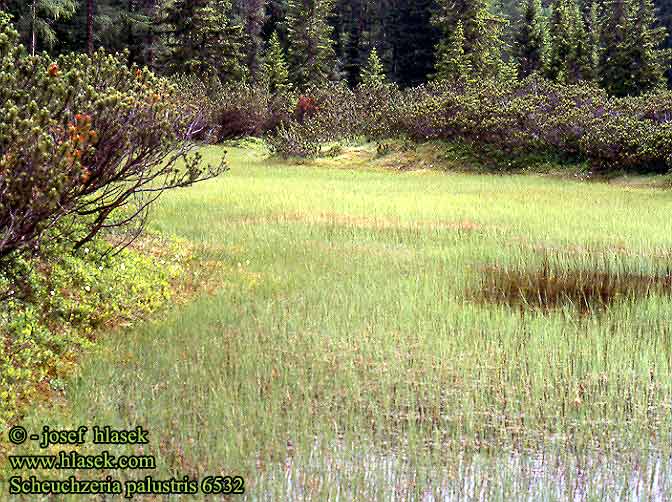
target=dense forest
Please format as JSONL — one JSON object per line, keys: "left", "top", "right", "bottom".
{"left": 1, "top": 0, "right": 670, "bottom": 94}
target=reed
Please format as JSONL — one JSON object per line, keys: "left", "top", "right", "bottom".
{"left": 9, "top": 144, "right": 672, "bottom": 500}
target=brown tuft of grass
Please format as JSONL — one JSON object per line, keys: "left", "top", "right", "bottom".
{"left": 475, "top": 256, "right": 672, "bottom": 314}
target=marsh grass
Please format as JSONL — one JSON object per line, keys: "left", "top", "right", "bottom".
{"left": 477, "top": 253, "right": 672, "bottom": 314}
{"left": 5, "top": 144, "right": 672, "bottom": 501}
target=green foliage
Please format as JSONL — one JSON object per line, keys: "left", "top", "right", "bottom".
{"left": 266, "top": 71, "right": 672, "bottom": 172}
{"left": 584, "top": 0, "right": 601, "bottom": 81}
{"left": 629, "top": 0, "right": 671, "bottom": 94}
{"left": 599, "top": 0, "right": 633, "bottom": 94}
{"left": 285, "top": 0, "right": 337, "bottom": 89}
{"left": 261, "top": 31, "right": 292, "bottom": 94}
{"left": 360, "top": 48, "right": 387, "bottom": 87}
{"left": 433, "top": 0, "right": 509, "bottom": 81}
{"left": 11, "top": 0, "right": 77, "bottom": 55}
{"left": 434, "top": 21, "right": 473, "bottom": 82}
{"left": 547, "top": 0, "right": 582, "bottom": 82}
{"left": 600, "top": 0, "right": 670, "bottom": 96}
{"left": 158, "top": 0, "right": 247, "bottom": 83}
{"left": 268, "top": 121, "right": 323, "bottom": 158}
{"left": 378, "top": 0, "right": 440, "bottom": 87}
{"left": 236, "top": 0, "right": 266, "bottom": 82}
{"left": 0, "top": 13, "right": 225, "bottom": 263}
{"left": 563, "top": 0, "right": 593, "bottom": 82}
{"left": 390, "top": 76, "right": 672, "bottom": 171}
{"left": 0, "top": 234, "right": 190, "bottom": 426}
{"left": 209, "top": 83, "right": 295, "bottom": 140}
{"left": 514, "top": 0, "right": 549, "bottom": 78}
{"left": 2, "top": 0, "right": 671, "bottom": 94}
{"left": 266, "top": 79, "right": 414, "bottom": 157}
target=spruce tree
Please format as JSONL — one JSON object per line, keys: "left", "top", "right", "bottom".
{"left": 434, "top": 21, "right": 473, "bottom": 81}
{"left": 629, "top": 0, "right": 670, "bottom": 93}
{"left": 655, "top": 0, "right": 672, "bottom": 85}
{"left": 360, "top": 47, "right": 387, "bottom": 86}
{"left": 11, "top": 0, "right": 77, "bottom": 55}
{"left": 514, "top": 0, "right": 549, "bottom": 78}
{"left": 547, "top": 0, "right": 573, "bottom": 81}
{"left": 433, "top": 0, "right": 508, "bottom": 80}
{"left": 583, "top": 0, "right": 601, "bottom": 81}
{"left": 334, "top": 0, "right": 366, "bottom": 85}
{"left": 285, "top": 0, "right": 337, "bottom": 88}
{"left": 547, "top": 0, "right": 587, "bottom": 83}
{"left": 387, "top": 0, "right": 440, "bottom": 86}
{"left": 262, "top": 30, "right": 292, "bottom": 93}
{"left": 600, "top": 0, "right": 635, "bottom": 95}
{"left": 570, "top": 0, "right": 591, "bottom": 81}
{"left": 87, "top": 0, "right": 94, "bottom": 54}
{"left": 236, "top": 0, "right": 266, "bottom": 82}
{"left": 159, "top": 0, "right": 246, "bottom": 83}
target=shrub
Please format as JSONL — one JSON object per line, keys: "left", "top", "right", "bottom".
{"left": 155, "top": 36, "right": 672, "bottom": 172}
{"left": 267, "top": 82, "right": 401, "bottom": 158}
{"left": 386, "top": 77, "right": 672, "bottom": 171}
{"left": 0, "top": 13, "right": 226, "bottom": 266}
{"left": 0, "top": 233, "right": 191, "bottom": 427}
{"left": 267, "top": 121, "right": 322, "bottom": 158}
{"left": 208, "top": 84, "right": 295, "bottom": 141}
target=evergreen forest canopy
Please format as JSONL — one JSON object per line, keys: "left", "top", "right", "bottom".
{"left": 0, "top": 0, "right": 671, "bottom": 95}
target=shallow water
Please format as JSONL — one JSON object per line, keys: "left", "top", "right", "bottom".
{"left": 254, "top": 438, "right": 672, "bottom": 501}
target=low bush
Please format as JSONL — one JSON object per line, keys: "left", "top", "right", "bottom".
{"left": 0, "top": 234, "right": 191, "bottom": 427}
{"left": 266, "top": 82, "right": 402, "bottom": 158}
{"left": 262, "top": 75, "right": 672, "bottom": 172}
{"left": 0, "top": 13, "right": 226, "bottom": 268}
{"left": 387, "top": 78, "right": 672, "bottom": 171}
{"left": 209, "top": 84, "right": 295, "bottom": 141}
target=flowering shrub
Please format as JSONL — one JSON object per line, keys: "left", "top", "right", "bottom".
{"left": 0, "top": 13, "right": 225, "bottom": 264}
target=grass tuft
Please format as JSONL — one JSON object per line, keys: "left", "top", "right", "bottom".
{"left": 477, "top": 253, "right": 672, "bottom": 314}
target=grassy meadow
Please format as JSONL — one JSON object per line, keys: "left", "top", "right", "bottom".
{"left": 8, "top": 143, "right": 672, "bottom": 500}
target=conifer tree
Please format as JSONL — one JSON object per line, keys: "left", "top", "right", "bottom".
{"left": 87, "top": 0, "right": 94, "bottom": 54}
{"left": 433, "top": 0, "right": 508, "bottom": 80}
{"left": 387, "top": 0, "right": 440, "bottom": 86}
{"left": 159, "top": 0, "right": 246, "bottom": 83}
{"left": 285, "top": 0, "right": 337, "bottom": 88}
{"left": 11, "top": 0, "right": 77, "bottom": 55}
{"left": 360, "top": 47, "right": 387, "bottom": 86}
{"left": 514, "top": 0, "right": 549, "bottom": 78}
{"left": 547, "top": 0, "right": 573, "bottom": 81}
{"left": 583, "top": 0, "right": 601, "bottom": 81}
{"left": 629, "top": 0, "right": 670, "bottom": 93}
{"left": 570, "top": 0, "right": 592, "bottom": 81}
{"left": 547, "top": 0, "right": 587, "bottom": 82}
{"left": 434, "top": 21, "right": 473, "bottom": 81}
{"left": 262, "top": 31, "right": 292, "bottom": 93}
{"left": 236, "top": 0, "right": 266, "bottom": 82}
{"left": 600, "top": 0, "right": 635, "bottom": 95}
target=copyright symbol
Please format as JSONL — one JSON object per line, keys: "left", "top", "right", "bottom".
{"left": 8, "top": 426, "right": 27, "bottom": 445}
